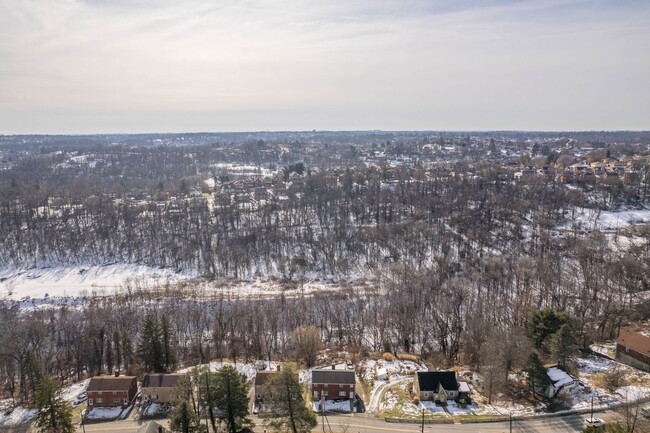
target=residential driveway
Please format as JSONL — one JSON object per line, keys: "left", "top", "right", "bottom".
{"left": 366, "top": 377, "right": 411, "bottom": 414}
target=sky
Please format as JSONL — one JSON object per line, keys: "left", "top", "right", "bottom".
{"left": 0, "top": 0, "right": 649, "bottom": 133}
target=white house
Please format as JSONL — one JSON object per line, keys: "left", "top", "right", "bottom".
{"left": 546, "top": 366, "right": 578, "bottom": 398}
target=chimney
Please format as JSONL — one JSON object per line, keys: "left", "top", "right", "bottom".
{"left": 277, "top": 365, "right": 281, "bottom": 372}
{"left": 331, "top": 365, "right": 335, "bottom": 370}
{"left": 114, "top": 370, "right": 120, "bottom": 377}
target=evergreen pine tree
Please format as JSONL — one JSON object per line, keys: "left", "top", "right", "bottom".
{"left": 550, "top": 324, "right": 579, "bottom": 370}
{"left": 160, "top": 314, "right": 177, "bottom": 371}
{"left": 264, "top": 366, "right": 317, "bottom": 433}
{"left": 169, "top": 400, "right": 201, "bottom": 433}
{"left": 525, "top": 352, "right": 550, "bottom": 396}
{"left": 137, "top": 314, "right": 164, "bottom": 372}
{"left": 212, "top": 365, "right": 253, "bottom": 433}
{"left": 33, "top": 376, "right": 74, "bottom": 433}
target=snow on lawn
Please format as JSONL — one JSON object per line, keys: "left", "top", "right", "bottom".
{"left": 60, "top": 378, "right": 90, "bottom": 403}
{"left": 559, "top": 207, "right": 650, "bottom": 232}
{"left": 178, "top": 360, "right": 276, "bottom": 381}
{"left": 0, "top": 264, "right": 194, "bottom": 300}
{"left": 574, "top": 355, "right": 650, "bottom": 408}
{"left": 418, "top": 401, "right": 446, "bottom": 414}
{"left": 144, "top": 403, "right": 165, "bottom": 417}
{"left": 446, "top": 401, "right": 476, "bottom": 415}
{"left": 312, "top": 400, "right": 353, "bottom": 413}
{"left": 85, "top": 406, "right": 123, "bottom": 420}
{"left": 0, "top": 400, "right": 37, "bottom": 427}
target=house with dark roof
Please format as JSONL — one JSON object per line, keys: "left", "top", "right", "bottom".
{"left": 141, "top": 373, "right": 184, "bottom": 404}
{"left": 254, "top": 370, "right": 277, "bottom": 402}
{"left": 311, "top": 368, "right": 355, "bottom": 401}
{"left": 87, "top": 375, "right": 138, "bottom": 407}
{"left": 616, "top": 325, "right": 650, "bottom": 372}
{"left": 413, "top": 371, "right": 459, "bottom": 403}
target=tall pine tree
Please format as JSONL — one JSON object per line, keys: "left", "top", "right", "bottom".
{"left": 137, "top": 314, "right": 164, "bottom": 372}
{"left": 525, "top": 352, "right": 550, "bottom": 397}
{"left": 212, "top": 365, "right": 253, "bottom": 433}
{"left": 264, "top": 366, "right": 317, "bottom": 433}
{"left": 160, "top": 314, "right": 177, "bottom": 371}
{"left": 33, "top": 376, "right": 74, "bottom": 433}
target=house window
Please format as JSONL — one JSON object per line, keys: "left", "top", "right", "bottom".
{"left": 113, "top": 398, "right": 120, "bottom": 403}
{"left": 323, "top": 390, "right": 328, "bottom": 397}
{"left": 339, "top": 391, "right": 346, "bottom": 397}
{"left": 88, "top": 399, "right": 94, "bottom": 406}
{"left": 96, "top": 398, "right": 103, "bottom": 404}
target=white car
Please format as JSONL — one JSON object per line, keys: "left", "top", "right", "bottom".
{"left": 584, "top": 417, "right": 605, "bottom": 427}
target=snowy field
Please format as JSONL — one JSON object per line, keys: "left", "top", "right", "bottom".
{"left": 559, "top": 207, "right": 650, "bottom": 232}
{"left": 0, "top": 264, "right": 193, "bottom": 300}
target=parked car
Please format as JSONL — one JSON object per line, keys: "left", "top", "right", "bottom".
{"left": 584, "top": 417, "right": 605, "bottom": 428}
{"left": 73, "top": 392, "right": 87, "bottom": 406}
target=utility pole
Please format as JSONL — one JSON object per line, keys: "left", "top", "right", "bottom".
{"left": 421, "top": 408, "right": 425, "bottom": 433}
{"left": 509, "top": 412, "right": 512, "bottom": 433}
{"left": 321, "top": 395, "right": 325, "bottom": 433}
{"left": 590, "top": 392, "right": 594, "bottom": 424}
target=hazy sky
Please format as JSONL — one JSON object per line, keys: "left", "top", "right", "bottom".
{"left": 0, "top": 0, "right": 649, "bottom": 133}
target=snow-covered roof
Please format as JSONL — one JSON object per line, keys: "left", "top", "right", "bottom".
{"left": 458, "top": 381, "right": 470, "bottom": 393}
{"left": 547, "top": 367, "right": 575, "bottom": 387}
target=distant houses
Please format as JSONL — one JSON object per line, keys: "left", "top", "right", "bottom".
{"left": 87, "top": 375, "right": 138, "bottom": 408}
{"left": 616, "top": 325, "right": 650, "bottom": 372}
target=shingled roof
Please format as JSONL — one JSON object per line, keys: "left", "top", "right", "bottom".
{"left": 254, "top": 370, "right": 277, "bottom": 386}
{"left": 311, "top": 369, "right": 355, "bottom": 385}
{"left": 87, "top": 376, "right": 136, "bottom": 392}
{"left": 416, "top": 371, "right": 459, "bottom": 392}
{"left": 617, "top": 326, "right": 650, "bottom": 357}
{"left": 142, "top": 373, "right": 184, "bottom": 388}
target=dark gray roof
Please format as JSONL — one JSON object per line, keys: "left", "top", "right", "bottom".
{"left": 312, "top": 369, "right": 355, "bottom": 385}
{"left": 417, "top": 371, "right": 459, "bottom": 392}
{"left": 87, "top": 376, "right": 136, "bottom": 392}
{"left": 254, "top": 371, "right": 277, "bottom": 386}
{"left": 142, "top": 373, "right": 184, "bottom": 388}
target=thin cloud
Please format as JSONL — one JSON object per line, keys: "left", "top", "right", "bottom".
{"left": 0, "top": 0, "right": 648, "bottom": 133}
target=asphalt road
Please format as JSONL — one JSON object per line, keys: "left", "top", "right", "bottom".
{"left": 76, "top": 412, "right": 597, "bottom": 433}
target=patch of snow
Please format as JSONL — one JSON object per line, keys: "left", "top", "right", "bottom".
{"left": 312, "top": 399, "right": 353, "bottom": 413}
{"left": 60, "top": 379, "right": 90, "bottom": 403}
{"left": 0, "top": 400, "right": 37, "bottom": 427}
{"left": 0, "top": 264, "right": 195, "bottom": 301}
{"left": 86, "top": 406, "right": 123, "bottom": 420}
{"left": 446, "top": 401, "right": 476, "bottom": 415}
{"left": 418, "top": 401, "right": 446, "bottom": 414}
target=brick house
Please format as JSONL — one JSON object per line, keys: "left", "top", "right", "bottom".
{"left": 616, "top": 326, "right": 650, "bottom": 372}
{"left": 87, "top": 375, "right": 138, "bottom": 407}
{"left": 141, "top": 373, "right": 184, "bottom": 404}
{"left": 413, "top": 371, "right": 459, "bottom": 403}
{"left": 311, "top": 369, "right": 355, "bottom": 401}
